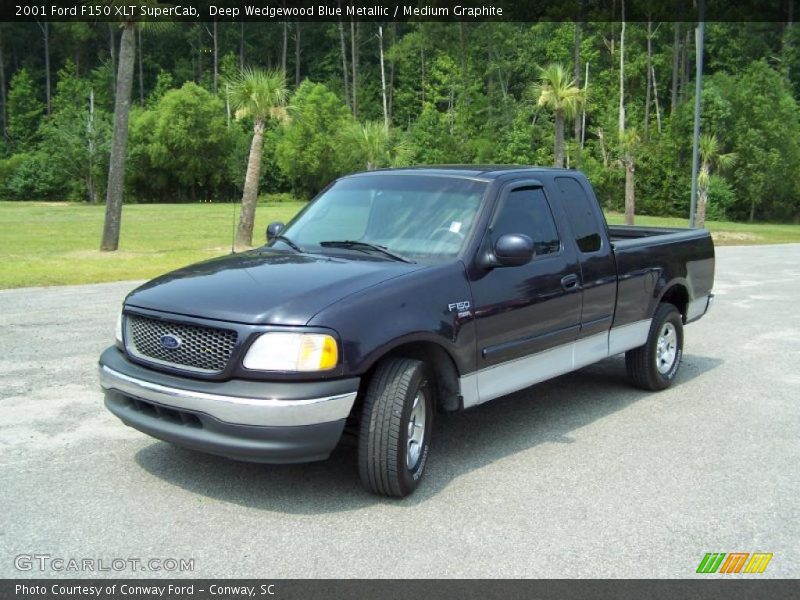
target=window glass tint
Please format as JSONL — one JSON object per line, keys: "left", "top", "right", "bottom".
{"left": 556, "top": 177, "right": 603, "bottom": 253}
{"left": 492, "top": 187, "right": 560, "bottom": 255}
{"left": 279, "top": 175, "right": 486, "bottom": 263}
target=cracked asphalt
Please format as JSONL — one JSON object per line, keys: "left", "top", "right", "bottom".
{"left": 0, "top": 244, "right": 797, "bottom": 578}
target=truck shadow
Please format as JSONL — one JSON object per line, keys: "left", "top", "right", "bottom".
{"left": 135, "top": 353, "right": 722, "bottom": 513}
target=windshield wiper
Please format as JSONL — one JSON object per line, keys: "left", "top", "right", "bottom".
{"left": 273, "top": 235, "right": 303, "bottom": 253}
{"left": 319, "top": 240, "right": 415, "bottom": 263}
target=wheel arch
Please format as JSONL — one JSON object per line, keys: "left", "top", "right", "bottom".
{"left": 656, "top": 280, "right": 690, "bottom": 322}
{"left": 357, "top": 336, "right": 463, "bottom": 414}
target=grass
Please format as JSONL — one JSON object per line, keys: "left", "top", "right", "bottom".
{"left": 604, "top": 212, "right": 800, "bottom": 245}
{"left": 1, "top": 201, "right": 798, "bottom": 289}
{"left": 0, "top": 201, "right": 305, "bottom": 289}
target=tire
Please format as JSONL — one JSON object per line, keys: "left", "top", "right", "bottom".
{"left": 358, "top": 357, "right": 434, "bottom": 498}
{"left": 625, "top": 303, "right": 684, "bottom": 391}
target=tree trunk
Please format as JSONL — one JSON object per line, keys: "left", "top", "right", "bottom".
{"left": 137, "top": 27, "right": 144, "bottom": 104}
{"left": 87, "top": 87, "right": 96, "bottom": 204}
{"left": 294, "top": 22, "right": 301, "bottom": 86}
{"left": 420, "top": 45, "right": 426, "bottom": 109}
{"left": 0, "top": 27, "right": 7, "bottom": 136}
{"left": 573, "top": 21, "right": 582, "bottom": 143}
{"left": 239, "top": 22, "right": 245, "bottom": 69}
{"left": 350, "top": 19, "right": 359, "bottom": 117}
{"left": 618, "top": 0, "right": 626, "bottom": 136}
{"left": 652, "top": 63, "right": 662, "bottom": 133}
{"left": 554, "top": 110, "right": 565, "bottom": 167}
{"left": 100, "top": 23, "right": 136, "bottom": 252}
{"left": 749, "top": 198, "right": 756, "bottom": 222}
{"left": 41, "top": 21, "right": 51, "bottom": 115}
{"left": 378, "top": 26, "right": 388, "bottom": 129}
{"left": 388, "top": 23, "right": 396, "bottom": 121}
{"left": 213, "top": 20, "right": 218, "bottom": 93}
{"left": 337, "top": 3, "right": 350, "bottom": 111}
{"left": 644, "top": 20, "right": 653, "bottom": 141}
{"left": 681, "top": 29, "right": 691, "bottom": 103}
{"left": 696, "top": 187, "right": 708, "bottom": 229}
{"left": 671, "top": 22, "right": 680, "bottom": 112}
{"left": 281, "top": 15, "right": 288, "bottom": 74}
{"left": 235, "top": 118, "right": 265, "bottom": 249}
{"left": 624, "top": 157, "right": 635, "bottom": 225}
{"left": 108, "top": 24, "right": 116, "bottom": 99}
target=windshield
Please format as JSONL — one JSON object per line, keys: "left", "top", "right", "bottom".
{"left": 274, "top": 174, "right": 487, "bottom": 263}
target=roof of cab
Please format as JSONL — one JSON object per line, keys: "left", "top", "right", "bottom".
{"left": 343, "top": 165, "right": 577, "bottom": 181}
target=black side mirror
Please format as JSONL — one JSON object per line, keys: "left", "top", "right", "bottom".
{"left": 266, "top": 221, "right": 284, "bottom": 242}
{"left": 480, "top": 233, "right": 535, "bottom": 268}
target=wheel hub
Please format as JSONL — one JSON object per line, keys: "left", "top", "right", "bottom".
{"left": 406, "top": 391, "right": 427, "bottom": 470}
{"left": 656, "top": 322, "right": 678, "bottom": 374}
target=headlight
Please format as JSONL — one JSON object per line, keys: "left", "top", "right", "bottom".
{"left": 115, "top": 312, "right": 124, "bottom": 345}
{"left": 243, "top": 333, "right": 338, "bottom": 371}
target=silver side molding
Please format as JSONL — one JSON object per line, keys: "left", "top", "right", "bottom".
{"left": 460, "top": 319, "right": 652, "bottom": 409}
{"left": 99, "top": 365, "right": 357, "bottom": 427}
{"left": 686, "top": 294, "right": 712, "bottom": 322}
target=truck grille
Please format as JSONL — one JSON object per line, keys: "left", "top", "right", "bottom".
{"left": 125, "top": 315, "right": 238, "bottom": 374}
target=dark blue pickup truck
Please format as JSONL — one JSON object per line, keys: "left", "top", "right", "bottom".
{"left": 100, "top": 167, "right": 714, "bottom": 497}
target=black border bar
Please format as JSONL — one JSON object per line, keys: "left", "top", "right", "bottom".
{"left": 2, "top": 579, "right": 799, "bottom": 600}
{"left": 1, "top": 1, "right": 797, "bottom": 23}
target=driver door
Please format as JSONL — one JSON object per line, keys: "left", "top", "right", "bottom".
{"left": 468, "top": 182, "right": 583, "bottom": 403}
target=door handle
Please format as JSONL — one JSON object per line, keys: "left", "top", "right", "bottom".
{"left": 561, "top": 274, "right": 580, "bottom": 290}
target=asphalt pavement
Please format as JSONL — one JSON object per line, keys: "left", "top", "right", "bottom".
{"left": 0, "top": 244, "right": 797, "bottom": 578}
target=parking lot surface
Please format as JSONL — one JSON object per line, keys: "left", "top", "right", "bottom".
{"left": 0, "top": 244, "right": 797, "bottom": 577}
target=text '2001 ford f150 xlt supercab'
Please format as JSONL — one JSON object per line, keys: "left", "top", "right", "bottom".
{"left": 100, "top": 166, "right": 714, "bottom": 497}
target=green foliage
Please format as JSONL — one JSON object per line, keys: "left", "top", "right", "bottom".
{"left": 6, "top": 69, "right": 44, "bottom": 151}
{"left": 276, "top": 80, "right": 353, "bottom": 197}
{"left": 127, "top": 82, "right": 233, "bottom": 201}
{"left": 0, "top": 21, "right": 797, "bottom": 223}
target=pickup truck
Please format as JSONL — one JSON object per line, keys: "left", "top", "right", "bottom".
{"left": 99, "top": 166, "right": 715, "bottom": 497}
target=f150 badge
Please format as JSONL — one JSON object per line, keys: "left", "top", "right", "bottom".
{"left": 448, "top": 300, "right": 472, "bottom": 319}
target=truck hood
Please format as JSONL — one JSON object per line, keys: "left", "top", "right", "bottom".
{"left": 125, "top": 249, "right": 425, "bottom": 325}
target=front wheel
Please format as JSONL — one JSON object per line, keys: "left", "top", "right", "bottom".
{"left": 358, "top": 357, "right": 434, "bottom": 497}
{"left": 625, "top": 303, "right": 684, "bottom": 391}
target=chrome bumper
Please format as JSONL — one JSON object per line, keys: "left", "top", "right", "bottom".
{"left": 99, "top": 365, "right": 357, "bottom": 427}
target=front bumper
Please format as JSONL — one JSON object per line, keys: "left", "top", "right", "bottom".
{"left": 99, "top": 347, "right": 359, "bottom": 464}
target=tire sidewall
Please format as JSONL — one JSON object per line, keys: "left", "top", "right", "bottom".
{"left": 651, "top": 307, "right": 684, "bottom": 385}
{"left": 397, "top": 369, "right": 434, "bottom": 494}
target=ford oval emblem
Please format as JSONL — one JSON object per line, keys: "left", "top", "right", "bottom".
{"left": 159, "top": 334, "right": 182, "bottom": 350}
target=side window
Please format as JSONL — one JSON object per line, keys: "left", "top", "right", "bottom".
{"left": 556, "top": 177, "right": 603, "bottom": 253}
{"left": 492, "top": 187, "right": 560, "bottom": 256}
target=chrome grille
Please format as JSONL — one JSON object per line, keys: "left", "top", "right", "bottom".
{"left": 125, "top": 315, "right": 238, "bottom": 374}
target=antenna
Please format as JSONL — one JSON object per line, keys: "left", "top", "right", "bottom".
{"left": 231, "top": 196, "right": 237, "bottom": 254}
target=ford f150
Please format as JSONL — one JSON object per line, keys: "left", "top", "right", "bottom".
{"left": 99, "top": 167, "right": 715, "bottom": 497}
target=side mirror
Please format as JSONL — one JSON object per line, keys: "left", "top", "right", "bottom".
{"left": 266, "top": 221, "right": 285, "bottom": 242}
{"left": 480, "top": 233, "right": 535, "bottom": 268}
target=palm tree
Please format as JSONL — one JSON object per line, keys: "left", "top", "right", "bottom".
{"left": 228, "top": 68, "right": 289, "bottom": 249}
{"left": 343, "top": 120, "right": 411, "bottom": 171}
{"left": 696, "top": 134, "right": 737, "bottom": 229}
{"left": 536, "top": 63, "right": 583, "bottom": 168}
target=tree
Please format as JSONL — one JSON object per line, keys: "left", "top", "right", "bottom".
{"left": 228, "top": 67, "right": 289, "bottom": 249}
{"left": 6, "top": 69, "right": 44, "bottom": 151}
{"left": 695, "top": 133, "right": 736, "bottom": 228}
{"left": 100, "top": 20, "right": 136, "bottom": 251}
{"left": 536, "top": 63, "right": 583, "bottom": 168}
{"left": 276, "top": 81, "right": 352, "bottom": 197}
{"left": 343, "top": 120, "right": 411, "bottom": 171}
{"left": 148, "top": 83, "right": 232, "bottom": 200}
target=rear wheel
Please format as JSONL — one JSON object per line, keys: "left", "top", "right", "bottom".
{"left": 625, "top": 303, "right": 684, "bottom": 391}
{"left": 358, "top": 357, "right": 433, "bottom": 497}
